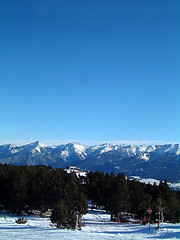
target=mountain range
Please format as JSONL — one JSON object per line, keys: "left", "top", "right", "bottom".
{"left": 0, "top": 141, "right": 180, "bottom": 184}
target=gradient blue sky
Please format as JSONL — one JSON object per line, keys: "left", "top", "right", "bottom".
{"left": 0, "top": 0, "right": 180, "bottom": 146}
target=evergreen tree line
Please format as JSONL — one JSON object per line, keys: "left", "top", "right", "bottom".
{"left": 0, "top": 164, "right": 87, "bottom": 229}
{"left": 0, "top": 164, "right": 180, "bottom": 226}
{"left": 86, "top": 171, "right": 180, "bottom": 223}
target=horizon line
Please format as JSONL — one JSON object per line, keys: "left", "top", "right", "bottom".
{"left": 0, "top": 139, "right": 179, "bottom": 147}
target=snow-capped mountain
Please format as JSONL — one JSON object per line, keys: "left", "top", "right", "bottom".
{"left": 0, "top": 141, "right": 179, "bottom": 183}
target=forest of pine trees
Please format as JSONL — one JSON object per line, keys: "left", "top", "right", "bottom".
{"left": 0, "top": 164, "right": 180, "bottom": 228}
{"left": 0, "top": 164, "right": 88, "bottom": 229}
{"left": 86, "top": 171, "right": 180, "bottom": 223}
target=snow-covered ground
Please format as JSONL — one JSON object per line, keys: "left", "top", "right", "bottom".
{"left": 0, "top": 209, "right": 180, "bottom": 240}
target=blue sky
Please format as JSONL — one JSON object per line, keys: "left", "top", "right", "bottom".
{"left": 0, "top": 0, "right": 180, "bottom": 146}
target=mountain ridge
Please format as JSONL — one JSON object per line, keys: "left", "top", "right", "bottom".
{"left": 0, "top": 141, "right": 179, "bottom": 183}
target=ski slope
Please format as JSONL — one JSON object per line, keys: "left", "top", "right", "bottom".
{"left": 0, "top": 209, "right": 180, "bottom": 240}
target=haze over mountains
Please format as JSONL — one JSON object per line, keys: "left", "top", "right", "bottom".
{"left": 0, "top": 141, "right": 180, "bottom": 183}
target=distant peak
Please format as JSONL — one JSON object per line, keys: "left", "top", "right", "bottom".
{"left": 31, "top": 141, "right": 47, "bottom": 148}
{"left": 72, "top": 142, "right": 83, "bottom": 146}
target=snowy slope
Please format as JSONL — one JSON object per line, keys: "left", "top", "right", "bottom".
{"left": 0, "top": 209, "right": 180, "bottom": 240}
{"left": 129, "top": 176, "right": 180, "bottom": 191}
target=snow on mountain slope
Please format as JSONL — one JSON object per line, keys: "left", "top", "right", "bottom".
{"left": 65, "top": 142, "right": 88, "bottom": 159}
{"left": 0, "top": 144, "right": 21, "bottom": 157}
{"left": 0, "top": 141, "right": 47, "bottom": 156}
{"left": 1, "top": 142, "right": 179, "bottom": 161}
{"left": 0, "top": 141, "right": 179, "bottom": 183}
{"left": 86, "top": 143, "right": 119, "bottom": 156}
{"left": 117, "top": 144, "right": 180, "bottom": 161}
{"left": 23, "top": 141, "right": 47, "bottom": 154}
{"left": 54, "top": 143, "right": 88, "bottom": 161}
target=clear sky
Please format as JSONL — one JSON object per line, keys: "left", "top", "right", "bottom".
{"left": 0, "top": 0, "right": 180, "bottom": 146}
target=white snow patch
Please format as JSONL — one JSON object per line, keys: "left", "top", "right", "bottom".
{"left": 10, "top": 149, "right": 20, "bottom": 154}
{"left": 130, "top": 176, "right": 180, "bottom": 190}
{"left": 140, "top": 153, "right": 150, "bottom": 161}
{"left": 61, "top": 150, "right": 69, "bottom": 158}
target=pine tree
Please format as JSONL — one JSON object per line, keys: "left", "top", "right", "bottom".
{"left": 50, "top": 200, "right": 69, "bottom": 228}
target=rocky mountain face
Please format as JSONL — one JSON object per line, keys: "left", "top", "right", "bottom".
{"left": 0, "top": 141, "right": 180, "bottom": 183}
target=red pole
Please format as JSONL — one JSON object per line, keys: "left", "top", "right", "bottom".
{"left": 148, "top": 204, "right": 151, "bottom": 232}
{"left": 76, "top": 215, "right": 78, "bottom": 229}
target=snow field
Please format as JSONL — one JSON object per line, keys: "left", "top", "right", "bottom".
{"left": 0, "top": 209, "right": 180, "bottom": 240}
